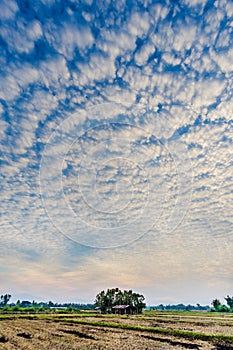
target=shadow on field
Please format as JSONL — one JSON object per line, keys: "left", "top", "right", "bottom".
{"left": 215, "top": 345, "right": 233, "bottom": 350}
{"left": 140, "top": 335, "right": 200, "bottom": 349}
{"left": 17, "top": 332, "right": 32, "bottom": 339}
{"left": 0, "top": 335, "right": 8, "bottom": 343}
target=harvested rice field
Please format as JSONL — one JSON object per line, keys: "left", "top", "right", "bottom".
{"left": 0, "top": 312, "right": 232, "bottom": 349}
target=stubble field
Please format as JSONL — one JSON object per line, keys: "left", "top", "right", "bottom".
{"left": 0, "top": 311, "right": 233, "bottom": 350}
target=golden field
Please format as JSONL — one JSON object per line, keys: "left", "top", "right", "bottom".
{"left": 0, "top": 311, "right": 233, "bottom": 349}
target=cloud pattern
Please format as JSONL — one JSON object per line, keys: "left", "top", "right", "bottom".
{"left": 0, "top": 0, "right": 232, "bottom": 303}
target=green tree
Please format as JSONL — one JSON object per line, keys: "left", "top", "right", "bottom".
{"left": 131, "top": 292, "right": 146, "bottom": 313}
{"left": 95, "top": 288, "right": 146, "bottom": 313}
{"left": 212, "top": 298, "right": 221, "bottom": 310}
{"left": 0, "top": 294, "right": 11, "bottom": 307}
{"left": 95, "top": 290, "right": 107, "bottom": 313}
{"left": 224, "top": 295, "right": 233, "bottom": 309}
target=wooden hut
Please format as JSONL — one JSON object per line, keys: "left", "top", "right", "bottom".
{"left": 112, "top": 305, "right": 136, "bottom": 315}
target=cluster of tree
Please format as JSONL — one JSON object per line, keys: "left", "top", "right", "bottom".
{"left": 150, "top": 303, "right": 210, "bottom": 311}
{"left": 212, "top": 296, "right": 233, "bottom": 312}
{"left": 95, "top": 288, "right": 146, "bottom": 313}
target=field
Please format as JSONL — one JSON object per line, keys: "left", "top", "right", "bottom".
{"left": 0, "top": 311, "right": 233, "bottom": 349}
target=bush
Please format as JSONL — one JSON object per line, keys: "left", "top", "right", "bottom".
{"left": 2, "top": 305, "right": 10, "bottom": 312}
{"left": 212, "top": 305, "right": 230, "bottom": 312}
{"left": 218, "top": 305, "right": 230, "bottom": 312}
{"left": 12, "top": 305, "right": 20, "bottom": 312}
{"left": 25, "top": 307, "right": 36, "bottom": 313}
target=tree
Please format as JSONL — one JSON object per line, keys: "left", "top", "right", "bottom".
{"left": 131, "top": 292, "right": 146, "bottom": 313}
{"left": 212, "top": 298, "right": 221, "bottom": 310}
{"left": 224, "top": 295, "right": 233, "bottom": 309}
{"left": 95, "top": 288, "right": 146, "bottom": 313}
{"left": 95, "top": 290, "right": 108, "bottom": 313}
{"left": 0, "top": 294, "right": 11, "bottom": 307}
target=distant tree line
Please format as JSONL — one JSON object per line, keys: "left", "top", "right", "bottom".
{"left": 2, "top": 292, "right": 233, "bottom": 314}
{"left": 11, "top": 300, "right": 95, "bottom": 310}
{"left": 0, "top": 294, "right": 95, "bottom": 312}
{"left": 149, "top": 303, "right": 210, "bottom": 311}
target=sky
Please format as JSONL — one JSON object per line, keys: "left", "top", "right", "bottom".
{"left": 0, "top": 0, "right": 232, "bottom": 306}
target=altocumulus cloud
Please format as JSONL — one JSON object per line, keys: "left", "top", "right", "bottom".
{"left": 0, "top": 0, "right": 232, "bottom": 304}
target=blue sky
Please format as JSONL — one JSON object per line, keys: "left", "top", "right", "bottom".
{"left": 0, "top": 0, "right": 232, "bottom": 305}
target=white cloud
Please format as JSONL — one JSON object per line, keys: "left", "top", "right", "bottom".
{"left": 0, "top": 0, "right": 233, "bottom": 303}
{"left": 105, "top": 85, "right": 136, "bottom": 105}
{"left": 191, "top": 78, "right": 226, "bottom": 109}
{"left": 210, "top": 47, "right": 233, "bottom": 73}
{"left": 207, "top": 98, "right": 233, "bottom": 121}
{"left": 123, "top": 66, "right": 151, "bottom": 92}
{"left": 0, "top": 64, "right": 40, "bottom": 101}
{"left": 127, "top": 11, "right": 150, "bottom": 37}
{"left": 150, "top": 3, "right": 169, "bottom": 22}
{"left": 162, "top": 52, "right": 181, "bottom": 66}
{"left": 12, "top": 64, "right": 40, "bottom": 87}
{"left": 101, "top": 28, "right": 136, "bottom": 54}
{"left": 40, "top": 55, "right": 70, "bottom": 88}
{"left": 76, "top": 53, "right": 116, "bottom": 87}
{"left": 173, "top": 24, "right": 197, "bottom": 52}
{"left": 134, "top": 41, "right": 155, "bottom": 66}
{"left": 27, "top": 20, "right": 43, "bottom": 41}
{"left": 0, "top": 0, "right": 18, "bottom": 20}
{"left": 0, "top": 19, "right": 42, "bottom": 54}
{"left": 45, "top": 22, "right": 94, "bottom": 60}
{"left": 0, "top": 74, "right": 20, "bottom": 101}
{"left": 225, "top": 1, "right": 233, "bottom": 17}
{"left": 215, "top": 28, "right": 231, "bottom": 49}
{"left": 181, "top": 0, "right": 208, "bottom": 12}
{"left": 40, "top": 0, "right": 56, "bottom": 5}
{"left": 0, "top": 119, "right": 8, "bottom": 139}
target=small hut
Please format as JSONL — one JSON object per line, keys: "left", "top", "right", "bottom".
{"left": 112, "top": 305, "right": 135, "bottom": 315}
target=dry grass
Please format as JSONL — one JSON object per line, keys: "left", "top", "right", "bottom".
{"left": 0, "top": 312, "right": 232, "bottom": 349}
